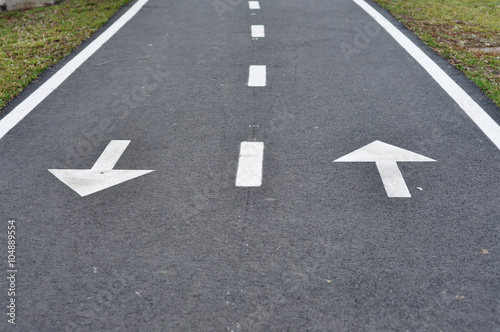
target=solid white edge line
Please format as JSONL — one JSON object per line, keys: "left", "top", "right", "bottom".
{"left": 236, "top": 142, "right": 264, "bottom": 187}
{"left": 248, "top": 65, "right": 266, "bottom": 87}
{"left": 0, "top": 0, "right": 150, "bottom": 141}
{"left": 352, "top": 0, "right": 500, "bottom": 150}
{"left": 251, "top": 25, "right": 265, "bottom": 38}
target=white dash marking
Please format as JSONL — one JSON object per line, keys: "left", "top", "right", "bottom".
{"left": 353, "top": 0, "right": 500, "bottom": 150}
{"left": 249, "top": 1, "right": 260, "bottom": 9}
{"left": 236, "top": 142, "right": 264, "bottom": 187}
{"left": 251, "top": 25, "right": 265, "bottom": 38}
{"left": 248, "top": 66, "right": 266, "bottom": 87}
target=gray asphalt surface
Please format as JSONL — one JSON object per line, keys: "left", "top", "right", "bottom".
{"left": 1, "top": 0, "right": 499, "bottom": 330}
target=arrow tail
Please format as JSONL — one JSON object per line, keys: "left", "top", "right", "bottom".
{"left": 91, "top": 140, "right": 131, "bottom": 171}
{"left": 375, "top": 161, "right": 411, "bottom": 198}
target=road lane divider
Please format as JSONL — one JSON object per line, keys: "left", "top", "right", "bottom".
{"left": 249, "top": 1, "right": 260, "bottom": 10}
{"left": 251, "top": 25, "right": 265, "bottom": 38}
{"left": 248, "top": 65, "right": 266, "bottom": 87}
{"left": 236, "top": 142, "right": 264, "bottom": 187}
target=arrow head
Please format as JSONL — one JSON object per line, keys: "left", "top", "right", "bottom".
{"left": 334, "top": 140, "right": 436, "bottom": 162}
{"left": 48, "top": 169, "right": 154, "bottom": 197}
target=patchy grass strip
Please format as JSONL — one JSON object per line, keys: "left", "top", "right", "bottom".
{"left": 374, "top": 0, "right": 500, "bottom": 108}
{"left": 0, "top": 0, "right": 132, "bottom": 111}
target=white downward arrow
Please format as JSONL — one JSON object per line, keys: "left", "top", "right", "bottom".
{"left": 49, "top": 140, "right": 154, "bottom": 197}
{"left": 334, "top": 140, "right": 435, "bottom": 198}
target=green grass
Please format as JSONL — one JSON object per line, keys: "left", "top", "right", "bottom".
{"left": 374, "top": 0, "right": 500, "bottom": 108}
{"left": 0, "top": 0, "right": 131, "bottom": 111}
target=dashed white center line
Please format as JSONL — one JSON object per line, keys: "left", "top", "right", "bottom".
{"left": 251, "top": 25, "right": 265, "bottom": 38}
{"left": 248, "top": 65, "right": 266, "bottom": 87}
{"left": 248, "top": 1, "right": 260, "bottom": 9}
{"left": 236, "top": 142, "right": 264, "bottom": 187}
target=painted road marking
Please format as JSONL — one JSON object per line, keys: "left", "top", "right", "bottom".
{"left": 251, "top": 25, "right": 265, "bottom": 38}
{"left": 236, "top": 142, "right": 264, "bottom": 187}
{"left": 0, "top": 0, "right": 150, "bottom": 141}
{"left": 248, "top": 65, "right": 266, "bottom": 87}
{"left": 353, "top": 0, "right": 500, "bottom": 150}
{"left": 49, "top": 140, "right": 154, "bottom": 197}
{"left": 249, "top": 1, "right": 260, "bottom": 10}
{"left": 334, "top": 140, "right": 435, "bottom": 197}
{"left": 92, "top": 140, "right": 131, "bottom": 170}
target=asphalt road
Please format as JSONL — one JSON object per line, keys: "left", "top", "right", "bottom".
{"left": 1, "top": 0, "right": 499, "bottom": 330}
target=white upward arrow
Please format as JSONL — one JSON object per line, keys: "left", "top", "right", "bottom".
{"left": 334, "top": 140, "right": 435, "bottom": 198}
{"left": 49, "top": 140, "right": 154, "bottom": 197}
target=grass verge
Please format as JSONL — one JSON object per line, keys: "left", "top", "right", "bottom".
{"left": 0, "top": 0, "right": 132, "bottom": 111}
{"left": 374, "top": 0, "right": 500, "bottom": 108}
